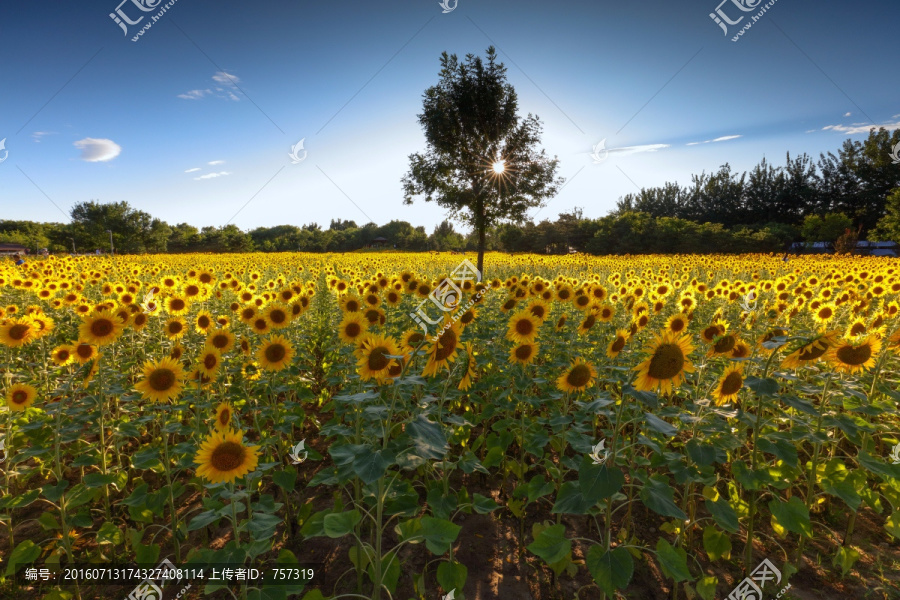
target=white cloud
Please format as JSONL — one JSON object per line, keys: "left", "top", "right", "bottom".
{"left": 608, "top": 143, "right": 669, "bottom": 156}
{"left": 194, "top": 171, "right": 231, "bottom": 180}
{"left": 212, "top": 71, "right": 240, "bottom": 85}
{"left": 177, "top": 89, "right": 210, "bottom": 100}
{"left": 185, "top": 167, "right": 201, "bottom": 173}
{"left": 844, "top": 112, "right": 852, "bottom": 117}
{"left": 821, "top": 120, "right": 900, "bottom": 134}
{"left": 208, "top": 160, "right": 225, "bottom": 165}
{"left": 31, "top": 131, "right": 56, "bottom": 143}
{"left": 74, "top": 138, "right": 121, "bottom": 162}
{"left": 687, "top": 134, "right": 742, "bottom": 146}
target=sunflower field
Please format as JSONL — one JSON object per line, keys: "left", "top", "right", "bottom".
{"left": 1, "top": 251, "right": 899, "bottom": 600}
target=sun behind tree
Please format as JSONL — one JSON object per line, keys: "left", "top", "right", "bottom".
{"left": 402, "top": 46, "right": 563, "bottom": 277}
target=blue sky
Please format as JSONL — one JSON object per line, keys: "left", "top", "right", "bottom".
{"left": 1, "top": 0, "right": 898, "bottom": 233}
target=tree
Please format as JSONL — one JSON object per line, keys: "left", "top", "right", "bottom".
{"left": 402, "top": 46, "right": 563, "bottom": 276}
{"left": 70, "top": 200, "right": 160, "bottom": 253}
{"left": 801, "top": 212, "right": 853, "bottom": 245}
{"left": 871, "top": 188, "right": 900, "bottom": 242}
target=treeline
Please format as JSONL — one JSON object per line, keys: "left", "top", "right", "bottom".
{"left": 614, "top": 128, "right": 900, "bottom": 234}
{"left": 2, "top": 128, "right": 898, "bottom": 256}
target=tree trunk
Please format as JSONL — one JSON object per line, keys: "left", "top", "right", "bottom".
{"left": 476, "top": 199, "right": 486, "bottom": 278}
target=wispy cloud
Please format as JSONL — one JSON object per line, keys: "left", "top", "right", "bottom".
{"left": 31, "top": 131, "right": 56, "bottom": 143}
{"left": 74, "top": 138, "right": 121, "bottom": 162}
{"left": 185, "top": 167, "right": 201, "bottom": 173}
{"left": 194, "top": 171, "right": 230, "bottom": 180}
{"left": 208, "top": 160, "right": 225, "bottom": 165}
{"left": 844, "top": 112, "right": 852, "bottom": 117}
{"left": 686, "top": 134, "right": 742, "bottom": 146}
{"left": 821, "top": 120, "right": 900, "bottom": 135}
{"left": 608, "top": 143, "right": 669, "bottom": 156}
{"left": 178, "top": 71, "right": 242, "bottom": 101}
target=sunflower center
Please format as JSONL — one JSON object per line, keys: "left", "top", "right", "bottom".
{"left": 720, "top": 371, "right": 743, "bottom": 395}
{"left": 91, "top": 318, "right": 114, "bottom": 338}
{"left": 198, "top": 316, "right": 210, "bottom": 328}
{"left": 713, "top": 335, "right": 736, "bottom": 354}
{"left": 76, "top": 344, "right": 93, "bottom": 358}
{"left": 461, "top": 311, "right": 475, "bottom": 324}
{"left": 346, "top": 300, "right": 360, "bottom": 312}
{"left": 148, "top": 368, "right": 176, "bottom": 391}
{"left": 11, "top": 390, "right": 28, "bottom": 404}
{"left": 169, "top": 322, "right": 184, "bottom": 334}
{"left": 408, "top": 332, "right": 424, "bottom": 345}
{"left": 836, "top": 343, "right": 871, "bottom": 366}
{"left": 218, "top": 409, "right": 231, "bottom": 426}
{"left": 797, "top": 342, "right": 828, "bottom": 361}
{"left": 345, "top": 322, "right": 361, "bottom": 338}
{"left": 702, "top": 325, "right": 720, "bottom": 340}
{"left": 849, "top": 323, "right": 866, "bottom": 336}
{"left": 515, "top": 318, "right": 534, "bottom": 336}
{"left": 611, "top": 337, "right": 626, "bottom": 353}
{"left": 210, "top": 441, "right": 246, "bottom": 472}
{"left": 647, "top": 343, "right": 685, "bottom": 380}
{"left": 368, "top": 347, "right": 390, "bottom": 371}
{"left": 9, "top": 324, "right": 30, "bottom": 340}
{"left": 269, "top": 310, "right": 286, "bottom": 324}
{"left": 583, "top": 315, "right": 596, "bottom": 329}
{"left": 204, "top": 355, "right": 218, "bottom": 370}
{"left": 171, "top": 299, "right": 186, "bottom": 311}
{"left": 434, "top": 329, "right": 458, "bottom": 361}
{"left": 670, "top": 319, "right": 685, "bottom": 332}
{"left": 58, "top": 350, "right": 71, "bottom": 360}
{"left": 265, "top": 344, "right": 286, "bottom": 363}
{"left": 515, "top": 345, "right": 533, "bottom": 360}
{"left": 566, "top": 364, "right": 592, "bottom": 388}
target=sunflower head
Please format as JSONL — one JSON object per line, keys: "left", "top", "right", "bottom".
{"left": 633, "top": 330, "right": 695, "bottom": 395}
{"left": 213, "top": 402, "right": 236, "bottom": 432}
{"left": 256, "top": 334, "right": 295, "bottom": 372}
{"left": 6, "top": 383, "right": 38, "bottom": 412}
{"left": 134, "top": 357, "right": 184, "bottom": 403}
{"left": 556, "top": 358, "right": 597, "bottom": 393}
{"left": 194, "top": 428, "right": 260, "bottom": 485}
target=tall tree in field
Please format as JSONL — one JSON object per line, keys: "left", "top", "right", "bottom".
{"left": 402, "top": 46, "right": 563, "bottom": 276}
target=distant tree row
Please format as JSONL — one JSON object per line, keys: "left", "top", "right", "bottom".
{"left": 613, "top": 128, "right": 900, "bottom": 235}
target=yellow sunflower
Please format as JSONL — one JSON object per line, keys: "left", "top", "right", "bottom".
{"left": 712, "top": 364, "right": 743, "bottom": 406}
{"left": 50, "top": 344, "right": 76, "bottom": 367}
{"left": 633, "top": 331, "right": 695, "bottom": 395}
{"left": 197, "top": 345, "right": 222, "bottom": 378}
{"left": 6, "top": 383, "right": 38, "bottom": 412}
{"left": 337, "top": 313, "right": 368, "bottom": 345}
{"left": 194, "top": 310, "right": 214, "bottom": 333}
{"left": 556, "top": 358, "right": 597, "bottom": 393}
{"left": 257, "top": 334, "right": 295, "bottom": 371}
{"left": 422, "top": 319, "right": 461, "bottom": 377}
{"left": 72, "top": 342, "right": 98, "bottom": 364}
{"left": 781, "top": 332, "right": 838, "bottom": 369}
{"left": 355, "top": 333, "right": 401, "bottom": 383}
{"left": 164, "top": 317, "right": 187, "bottom": 340}
{"left": 825, "top": 335, "right": 881, "bottom": 374}
{"left": 506, "top": 310, "right": 540, "bottom": 344}
{"left": 0, "top": 317, "right": 37, "bottom": 348}
{"left": 194, "top": 429, "right": 260, "bottom": 485}
{"left": 400, "top": 328, "right": 427, "bottom": 354}
{"left": 134, "top": 357, "right": 185, "bottom": 403}
{"left": 666, "top": 313, "right": 689, "bottom": 335}
{"left": 509, "top": 341, "right": 539, "bottom": 366}
{"left": 264, "top": 303, "right": 292, "bottom": 330}
{"left": 207, "top": 328, "right": 236, "bottom": 353}
{"left": 458, "top": 341, "right": 478, "bottom": 390}
{"left": 213, "top": 402, "right": 236, "bottom": 433}
{"left": 79, "top": 309, "right": 125, "bottom": 346}
{"left": 606, "top": 329, "right": 629, "bottom": 359}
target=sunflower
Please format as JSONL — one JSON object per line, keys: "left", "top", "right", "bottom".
{"left": 812, "top": 302, "right": 838, "bottom": 326}
{"left": 257, "top": 334, "right": 295, "bottom": 371}
{"left": 338, "top": 313, "right": 369, "bottom": 345}
{"left": 241, "top": 361, "right": 262, "bottom": 381}
{"left": 633, "top": 331, "right": 695, "bottom": 395}
{"left": 666, "top": 313, "right": 689, "bottom": 335}
{"left": 213, "top": 402, "right": 236, "bottom": 433}
{"left": 509, "top": 341, "right": 539, "bottom": 366}
{"left": 525, "top": 299, "right": 550, "bottom": 323}
{"left": 457, "top": 306, "right": 478, "bottom": 329}
{"left": 50, "top": 344, "right": 76, "bottom": 367}
{"left": 72, "top": 342, "right": 98, "bottom": 364}
{"left": 555, "top": 314, "right": 567, "bottom": 332}
{"left": 197, "top": 345, "right": 222, "bottom": 378}
{"left": 400, "top": 328, "right": 427, "bottom": 354}
{"left": 194, "top": 428, "right": 260, "bottom": 484}
{"left": 340, "top": 294, "right": 363, "bottom": 313}
{"left": 355, "top": 333, "right": 401, "bottom": 382}
{"left": 422, "top": 319, "right": 461, "bottom": 377}
{"left": 164, "top": 317, "right": 187, "bottom": 340}
{"left": 207, "top": 328, "right": 236, "bottom": 353}
{"left": 730, "top": 340, "right": 751, "bottom": 359}
{"left": 134, "top": 357, "right": 185, "bottom": 403}
{"left": 249, "top": 315, "right": 271, "bottom": 335}
{"left": 0, "top": 317, "right": 36, "bottom": 348}
{"left": 699, "top": 320, "right": 726, "bottom": 344}
{"left": 556, "top": 358, "right": 597, "bottom": 393}
{"left": 506, "top": 310, "right": 540, "bottom": 344}
{"left": 781, "top": 332, "right": 838, "bottom": 369}
{"left": 76, "top": 309, "right": 124, "bottom": 346}
{"left": 194, "top": 310, "right": 214, "bottom": 333}
{"left": 712, "top": 364, "right": 743, "bottom": 406}
{"left": 82, "top": 357, "right": 100, "bottom": 389}
{"left": 825, "top": 335, "right": 881, "bottom": 374}
{"left": 164, "top": 294, "right": 190, "bottom": 316}
{"left": 264, "top": 303, "right": 292, "bottom": 330}
{"left": 596, "top": 303, "right": 615, "bottom": 323}
{"left": 708, "top": 333, "right": 739, "bottom": 357}
{"left": 132, "top": 312, "right": 149, "bottom": 331}
{"left": 170, "top": 344, "right": 184, "bottom": 361}
{"left": 458, "top": 341, "right": 478, "bottom": 390}
{"left": 606, "top": 329, "right": 629, "bottom": 359}
{"left": 577, "top": 313, "right": 598, "bottom": 335}
{"left": 6, "top": 383, "right": 37, "bottom": 412}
